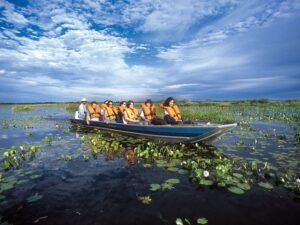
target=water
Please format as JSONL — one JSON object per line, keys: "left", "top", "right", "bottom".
{"left": 0, "top": 106, "right": 299, "bottom": 225}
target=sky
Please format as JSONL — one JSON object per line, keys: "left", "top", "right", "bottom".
{"left": 0, "top": 0, "right": 299, "bottom": 102}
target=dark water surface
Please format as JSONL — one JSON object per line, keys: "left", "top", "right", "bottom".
{"left": 0, "top": 106, "right": 299, "bottom": 225}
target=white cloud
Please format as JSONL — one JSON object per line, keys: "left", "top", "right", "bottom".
{"left": 0, "top": 0, "right": 299, "bottom": 102}
{"left": 0, "top": 0, "right": 29, "bottom": 26}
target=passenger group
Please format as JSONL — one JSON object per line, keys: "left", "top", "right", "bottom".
{"left": 77, "top": 97, "right": 183, "bottom": 125}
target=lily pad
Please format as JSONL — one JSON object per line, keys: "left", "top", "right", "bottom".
{"left": 167, "top": 167, "right": 179, "bottom": 172}
{"left": 150, "top": 184, "right": 161, "bottom": 192}
{"left": 138, "top": 195, "right": 152, "bottom": 204}
{"left": 178, "top": 169, "right": 189, "bottom": 175}
{"left": 165, "top": 178, "right": 180, "bottom": 184}
{"left": 26, "top": 193, "right": 43, "bottom": 203}
{"left": 176, "top": 218, "right": 184, "bottom": 225}
{"left": 197, "top": 217, "right": 208, "bottom": 224}
{"left": 258, "top": 182, "right": 273, "bottom": 190}
{"left": 199, "top": 179, "right": 214, "bottom": 186}
{"left": 161, "top": 182, "right": 174, "bottom": 190}
{"left": 217, "top": 182, "right": 226, "bottom": 187}
{"left": 237, "top": 183, "right": 251, "bottom": 191}
{"left": 227, "top": 186, "right": 245, "bottom": 194}
{"left": 232, "top": 173, "right": 244, "bottom": 179}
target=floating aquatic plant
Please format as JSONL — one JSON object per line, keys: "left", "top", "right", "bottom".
{"left": 138, "top": 195, "right": 152, "bottom": 204}
{"left": 197, "top": 218, "right": 208, "bottom": 224}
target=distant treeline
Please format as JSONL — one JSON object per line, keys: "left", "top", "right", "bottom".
{"left": 177, "top": 99, "right": 300, "bottom": 106}
{"left": 0, "top": 99, "right": 299, "bottom": 107}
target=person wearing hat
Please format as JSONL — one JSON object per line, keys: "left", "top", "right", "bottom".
{"left": 78, "top": 98, "right": 88, "bottom": 120}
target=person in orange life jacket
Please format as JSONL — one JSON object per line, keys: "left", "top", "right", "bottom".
{"left": 104, "top": 100, "right": 118, "bottom": 123}
{"left": 123, "top": 101, "right": 149, "bottom": 125}
{"left": 160, "top": 97, "right": 183, "bottom": 125}
{"left": 87, "top": 101, "right": 101, "bottom": 122}
{"left": 117, "top": 101, "right": 127, "bottom": 121}
{"left": 100, "top": 100, "right": 109, "bottom": 117}
{"left": 140, "top": 99, "right": 167, "bottom": 125}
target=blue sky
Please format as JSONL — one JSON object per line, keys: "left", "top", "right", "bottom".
{"left": 0, "top": 0, "right": 299, "bottom": 102}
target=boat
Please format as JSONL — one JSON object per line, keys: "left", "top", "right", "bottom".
{"left": 70, "top": 118, "right": 237, "bottom": 143}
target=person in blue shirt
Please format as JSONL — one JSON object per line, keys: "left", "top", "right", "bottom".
{"left": 78, "top": 98, "right": 88, "bottom": 120}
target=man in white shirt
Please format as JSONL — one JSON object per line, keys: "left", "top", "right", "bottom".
{"left": 78, "top": 98, "right": 88, "bottom": 120}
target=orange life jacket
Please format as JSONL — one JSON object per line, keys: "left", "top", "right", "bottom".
{"left": 160, "top": 104, "right": 182, "bottom": 121}
{"left": 87, "top": 104, "right": 101, "bottom": 119}
{"left": 118, "top": 106, "right": 126, "bottom": 114}
{"left": 105, "top": 106, "right": 118, "bottom": 120}
{"left": 125, "top": 108, "right": 139, "bottom": 120}
{"left": 141, "top": 103, "right": 156, "bottom": 120}
{"left": 101, "top": 104, "right": 107, "bottom": 111}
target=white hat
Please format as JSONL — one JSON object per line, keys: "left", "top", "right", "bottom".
{"left": 80, "top": 98, "right": 87, "bottom": 102}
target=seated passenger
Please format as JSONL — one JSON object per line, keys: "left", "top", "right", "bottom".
{"left": 100, "top": 100, "right": 109, "bottom": 117}
{"left": 124, "top": 101, "right": 141, "bottom": 124}
{"left": 77, "top": 98, "right": 88, "bottom": 120}
{"left": 141, "top": 99, "right": 167, "bottom": 125}
{"left": 104, "top": 100, "right": 118, "bottom": 123}
{"left": 117, "top": 101, "right": 127, "bottom": 121}
{"left": 87, "top": 101, "right": 101, "bottom": 121}
{"left": 160, "top": 97, "right": 183, "bottom": 125}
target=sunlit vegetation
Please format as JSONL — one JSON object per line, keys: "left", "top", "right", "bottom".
{"left": 11, "top": 105, "right": 32, "bottom": 112}
{"left": 0, "top": 116, "right": 44, "bottom": 129}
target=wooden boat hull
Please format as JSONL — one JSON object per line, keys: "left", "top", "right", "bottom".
{"left": 70, "top": 119, "right": 237, "bottom": 143}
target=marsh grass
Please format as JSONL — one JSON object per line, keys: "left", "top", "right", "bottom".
{"left": 11, "top": 105, "right": 32, "bottom": 112}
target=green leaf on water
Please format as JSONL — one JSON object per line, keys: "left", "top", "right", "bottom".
{"left": 161, "top": 182, "right": 174, "bottom": 190}
{"left": 258, "top": 182, "right": 273, "bottom": 190}
{"left": 197, "top": 217, "right": 208, "bottom": 224}
{"left": 167, "top": 167, "right": 179, "bottom": 172}
{"left": 176, "top": 218, "right": 184, "bottom": 225}
{"left": 237, "top": 183, "right": 251, "bottom": 191}
{"left": 0, "top": 182, "right": 14, "bottom": 191}
{"left": 150, "top": 183, "right": 161, "bottom": 191}
{"left": 227, "top": 186, "right": 245, "bottom": 194}
{"left": 165, "top": 178, "right": 180, "bottom": 184}
{"left": 138, "top": 195, "right": 152, "bottom": 204}
{"left": 232, "top": 173, "right": 243, "bottom": 179}
{"left": 26, "top": 193, "right": 43, "bottom": 203}
{"left": 4, "top": 176, "right": 17, "bottom": 183}
{"left": 199, "top": 179, "right": 214, "bottom": 186}
{"left": 178, "top": 169, "right": 189, "bottom": 175}
{"left": 217, "top": 182, "right": 226, "bottom": 187}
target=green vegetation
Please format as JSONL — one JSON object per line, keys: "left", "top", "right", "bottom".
{"left": 150, "top": 178, "right": 180, "bottom": 192}
{"left": 138, "top": 195, "right": 152, "bottom": 204}
{"left": 76, "top": 131, "right": 300, "bottom": 196}
{"left": 176, "top": 217, "right": 208, "bottom": 225}
{"left": 11, "top": 105, "right": 32, "bottom": 112}
{"left": 2, "top": 144, "right": 40, "bottom": 170}
{"left": 0, "top": 116, "right": 44, "bottom": 129}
